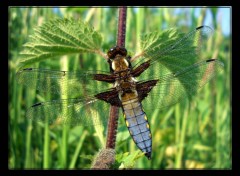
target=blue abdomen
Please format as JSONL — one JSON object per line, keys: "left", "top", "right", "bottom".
{"left": 122, "top": 97, "right": 152, "bottom": 159}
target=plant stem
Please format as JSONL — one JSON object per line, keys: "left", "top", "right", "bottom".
{"left": 106, "top": 6, "right": 127, "bottom": 149}
{"left": 117, "top": 7, "right": 127, "bottom": 47}
{"left": 106, "top": 105, "right": 119, "bottom": 149}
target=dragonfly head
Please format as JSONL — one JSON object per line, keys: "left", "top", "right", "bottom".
{"left": 107, "top": 46, "right": 127, "bottom": 59}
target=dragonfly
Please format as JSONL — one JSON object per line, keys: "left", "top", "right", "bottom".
{"left": 16, "top": 26, "right": 224, "bottom": 160}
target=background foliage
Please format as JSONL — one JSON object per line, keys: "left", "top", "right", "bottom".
{"left": 9, "top": 7, "right": 231, "bottom": 169}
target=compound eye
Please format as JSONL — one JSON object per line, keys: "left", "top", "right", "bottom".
{"left": 107, "top": 46, "right": 128, "bottom": 59}
{"left": 107, "top": 50, "right": 113, "bottom": 59}
{"left": 107, "top": 46, "right": 116, "bottom": 59}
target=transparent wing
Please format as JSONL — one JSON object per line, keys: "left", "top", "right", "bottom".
{"left": 16, "top": 68, "right": 112, "bottom": 97}
{"left": 141, "top": 59, "right": 224, "bottom": 111}
{"left": 26, "top": 96, "right": 117, "bottom": 126}
{"left": 132, "top": 26, "right": 214, "bottom": 79}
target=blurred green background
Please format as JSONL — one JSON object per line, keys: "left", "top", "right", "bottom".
{"left": 8, "top": 7, "right": 231, "bottom": 169}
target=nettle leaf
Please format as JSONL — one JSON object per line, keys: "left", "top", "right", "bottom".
{"left": 140, "top": 28, "right": 186, "bottom": 58}
{"left": 139, "top": 26, "right": 213, "bottom": 65}
{"left": 134, "top": 26, "right": 214, "bottom": 81}
{"left": 19, "top": 18, "right": 105, "bottom": 67}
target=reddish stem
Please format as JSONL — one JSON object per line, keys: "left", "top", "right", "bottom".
{"left": 117, "top": 7, "right": 127, "bottom": 47}
{"left": 106, "top": 7, "right": 127, "bottom": 149}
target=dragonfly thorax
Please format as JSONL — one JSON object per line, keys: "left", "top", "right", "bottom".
{"left": 111, "top": 56, "right": 130, "bottom": 72}
{"left": 114, "top": 78, "right": 136, "bottom": 93}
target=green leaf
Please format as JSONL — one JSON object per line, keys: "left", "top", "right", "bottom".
{"left": 18, "top": 18, "right": 104, "bottom": 68}
{"left": 140, "top": 28, "right": 187, "bottom": 58}
{"left": 114, "top": 151, "right": 144, "bottom": 169}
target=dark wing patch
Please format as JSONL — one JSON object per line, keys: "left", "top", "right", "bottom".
{"left": 94, "top": 88, "right": 121, "bottom": 107}
{"left": 131, "top": 60, "right": 151, "bottom": 77}
{"left": 136, "top": 80, "right": 158, "bottom": 102}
